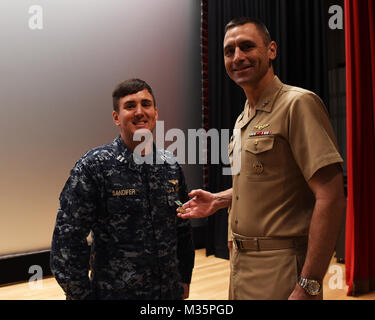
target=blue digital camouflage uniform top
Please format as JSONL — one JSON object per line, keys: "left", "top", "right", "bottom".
{"left": 50, "top": 135, "right": 195, "bottom": 300}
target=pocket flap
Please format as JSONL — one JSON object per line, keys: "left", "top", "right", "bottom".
{"left": 245, "top": 136, "right": 274, "bottom": 154}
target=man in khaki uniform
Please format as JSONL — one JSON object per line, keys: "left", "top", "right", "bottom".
{"left": 177, "top": 17, "right": 346, "bottom": 300}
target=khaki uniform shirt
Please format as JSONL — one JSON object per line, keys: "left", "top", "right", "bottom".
{"left": 228, "top": 76, "right": 343, "bottom": 239}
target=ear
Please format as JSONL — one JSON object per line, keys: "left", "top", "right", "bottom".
{"left": 268, "top": 41, "right": 277, "bottom": 61}
{"left": 112, "top": 110, "right": 120, "bottom": 126}
{"left": 154, "top": 107, "right": 159, "bottom": 121}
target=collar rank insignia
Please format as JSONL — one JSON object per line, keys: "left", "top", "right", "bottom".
{"left": 116, "top": 155, "right": 125, "bottom": 163}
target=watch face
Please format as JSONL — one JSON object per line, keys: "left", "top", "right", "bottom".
{"left": 307, "top": 280, "right": 321, "bottom": 295}
{"left": 309, "top": 282, "right": 320, "bottom": 294}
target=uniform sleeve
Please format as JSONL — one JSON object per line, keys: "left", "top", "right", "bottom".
{"left": 176, "top": 165, "right": 195, "bottom": 284}
{"left": 288, "top": 92, "right": 344, "bottom": 181}
{"left": 50, "top": 159, "right": 98, "bottom": 300}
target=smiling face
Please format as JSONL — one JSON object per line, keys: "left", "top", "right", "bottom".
{"left": 113, "top": 89, "right": 158, "bottom": 151}
{"left": 223, "top": 23, "right": 277, "bottom": 89}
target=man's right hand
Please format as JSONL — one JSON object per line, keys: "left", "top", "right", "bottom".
{"left": 177, "top": 189, "right": 217, "bottom": 219}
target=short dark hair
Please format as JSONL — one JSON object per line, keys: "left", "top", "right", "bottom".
{"left": 112, "top": 78, "right": 156, "bottom": 112}
{"left": 224, "top": 17, "right": 272, "bottom": 45}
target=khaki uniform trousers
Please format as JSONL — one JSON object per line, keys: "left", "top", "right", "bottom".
{"left": 229, "top": 233, "right": 314, "bottom": 300}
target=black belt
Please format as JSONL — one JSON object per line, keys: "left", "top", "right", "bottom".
{"left": 233, "top": 236, "right": 307, "bottom": 251}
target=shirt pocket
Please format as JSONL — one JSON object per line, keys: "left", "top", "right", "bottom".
{"left": 106, "top": 188, "right": 142, "bottom": 215}
{"left": 243, "top": 136, "right": 276, "bottom": 181}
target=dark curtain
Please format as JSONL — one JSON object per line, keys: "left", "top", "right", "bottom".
{"left": 204, "top": 0, "right": 330, "bottom": 259}
{"left": 345, "top": 0, "right": 375, "bottom": 296}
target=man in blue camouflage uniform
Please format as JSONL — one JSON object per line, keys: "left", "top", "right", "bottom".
{"left": 50, "top": 78, "right": 195, "bottom": 300}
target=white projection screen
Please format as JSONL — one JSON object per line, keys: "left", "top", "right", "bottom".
{"left": 0, "top": 0, "right": 202, "bottom": 257}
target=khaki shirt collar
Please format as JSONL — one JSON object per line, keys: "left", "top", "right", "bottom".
{"left": 238, "top": 76, "right": 283, "bottom": 128}
{"left": 254, "top": 75, "right": 283, "bottom": 113}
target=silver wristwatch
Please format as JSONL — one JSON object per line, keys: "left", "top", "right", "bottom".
{"left": 297, "top": 276, "right": 321, "bottom": 296}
